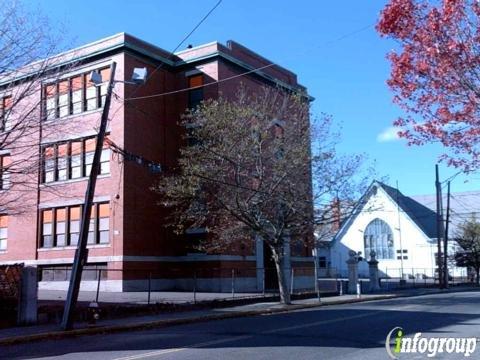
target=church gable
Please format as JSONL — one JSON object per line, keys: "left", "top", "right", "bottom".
{"left": 333, "top": 181, "right": 435, "bottom": 245}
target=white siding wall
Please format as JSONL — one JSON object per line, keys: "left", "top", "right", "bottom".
{"left": 330, "top": 186, "right": 438, "bottom": 278}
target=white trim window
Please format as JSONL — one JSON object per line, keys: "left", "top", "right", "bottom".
{"left": 43, "top": 66, "right": 111, "bottom": 120}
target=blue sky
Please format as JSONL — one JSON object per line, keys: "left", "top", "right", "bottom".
{"left": 26, "top": 0, "right": 480, "bottom": 196}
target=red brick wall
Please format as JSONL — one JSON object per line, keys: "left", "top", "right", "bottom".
{"left": 0, "top": 53, "right": 126, "bottom": 264}
{"left": 0, "top": 36, "right": 312, "bottom": 279}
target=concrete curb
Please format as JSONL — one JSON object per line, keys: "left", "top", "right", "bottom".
{"left": 1, "top": 287, "right": 477, "bottom": 346}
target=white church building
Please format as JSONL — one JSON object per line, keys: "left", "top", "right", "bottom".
{"left": 326, "top": 181, "right": 474, "bottom": 280}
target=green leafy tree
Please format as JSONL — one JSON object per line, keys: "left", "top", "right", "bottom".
{"left": 454, "top": 216, "right": 480, "bottom": 285}
{"left": 156, "top": 86, "right": 368, "bottom": 304}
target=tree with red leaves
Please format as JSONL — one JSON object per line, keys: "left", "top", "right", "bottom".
{"left": 377, "top": 0, "right": 480, "bottom": 171}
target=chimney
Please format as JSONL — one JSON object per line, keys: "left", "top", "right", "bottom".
{"left": 332, "top": 197, "right": 341, "bottom": 231}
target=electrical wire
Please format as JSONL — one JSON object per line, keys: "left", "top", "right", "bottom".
{"left": 127, "top": 0, "right": 223, "bottom": 100}
{"left": 103, "top": 0, "right": 223, "bottom": 127}
{"left": 441, "top": 170, "right": 463, "bottom": 185}
{"left": 126, "top": 63, "right": 277, "bottom": 101}
{"left": 125, "top": 23, "right": 375, "bottom": 102}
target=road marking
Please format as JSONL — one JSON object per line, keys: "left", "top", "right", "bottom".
{"left": 112, "top": 302, "right": 423, "bottom": 360}
{"left": 263, "top": 311, "right": 388, "bottom": 334}
{"left": 112, "top": 335, "right": 252, "bottom": 360}
{"left": 113, "top": 348, "right": 184, "bottom": 360}
{"left": 112, "top": 307, "right": 419, "bottom": 360}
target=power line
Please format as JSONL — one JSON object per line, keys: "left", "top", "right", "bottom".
{"left": 441, "top": 170, "right": 463, "bottom": 185}
{"left": 442, "top": 191, "right": 480, "bottom": 197}
{"left": 125, "top": 23, "right": 374, "bottom": 102}
{"left": 450, "top": 194, "right": 480, "bottom": 215}
{"left": 129, "top": 0, "right": 223, "bottom": 99}
{"left": 107, "top": 0, "right": 223, "bottom": 123}
{"left": 105, "top": 138, "right": 162, "bottom": 173}
{"left": 126, "top": 63, "right": 276, "bottom": 102}
{"left": 107, "top": 21, "right": 374, "bottom": 157}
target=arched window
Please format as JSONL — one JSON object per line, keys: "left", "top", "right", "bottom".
{"left": 364, "top": 218, "right": 394, "bottom": 259}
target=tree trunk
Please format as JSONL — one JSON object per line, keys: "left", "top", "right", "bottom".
{"left": 271, "top": 247, "right": 291, "bottom": 305}
{"left": 476, "top": 268, "right": 480, "bottom": 286}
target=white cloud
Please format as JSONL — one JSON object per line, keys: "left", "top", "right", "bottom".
{"left": 377, "top": 126, "right": 400, "bottom": 143}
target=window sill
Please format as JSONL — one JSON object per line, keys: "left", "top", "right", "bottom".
{"left": 40, "top": 174, "right": 110, "bottom": 187}
{"left": 88, "top": 244, "right": 111, "bottom": 249}
{"left": 43, "top": 108, "right": 103, "bottom": 125}
{"left": 0, "top": 250, "right": 7, "bottom": 254}
{"left": 37, "top": 244, "right": 110, "bottom": 251}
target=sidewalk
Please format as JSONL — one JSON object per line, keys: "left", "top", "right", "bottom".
{"left": 1, "top": 286, "right": 478, "bottom": 346}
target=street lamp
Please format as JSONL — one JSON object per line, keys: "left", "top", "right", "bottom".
{"left": 130, "top": 67, "right": 147, "bottom": 84}
{"left": 89, "top": 67, "right": 147, "bottom": 85}
{"left": 61, "top": 63, "right": 148, "bottom": 330}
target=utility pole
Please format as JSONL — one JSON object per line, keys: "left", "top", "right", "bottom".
{"left": 61, "top": 62, "right": 116, "bottom": 330}
{"left": 444, "top": 181, "right": 451, "bottom": 289}
{"left": 396, "top": 181, "right": 405, "bottom": 280}
{"left": 435, "top": 164, "right": 444, "bottom": 289}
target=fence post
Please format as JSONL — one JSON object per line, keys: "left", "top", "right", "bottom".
{"left": 384, "top": 267, "right": 387, "bottom": 291}
{"left": 147, "top": 272, "right": 152, "bottom": 305}
{"left": 193, "top": 271, "right": 197, "bottom": 304}
{"left": 290, "top": 268, "right": 295, "bottom": 295}
{"left": 313, "top": 250, "right": 319, "bottom": 293}
{"left": 316, "top": 271, "right": 321, "bottom": 302}
{"left": 262, "top": 267, "right": 265, "bottom": 296}
{"left": 231, "top": 269, "right": 235, "bottom": 299}
{"left": 95, "top": 269, "right": 101, "bottom": 303}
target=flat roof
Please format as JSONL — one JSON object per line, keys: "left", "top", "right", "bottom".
{"left": 0, "top": 32, "right": 309, "bottom": 96}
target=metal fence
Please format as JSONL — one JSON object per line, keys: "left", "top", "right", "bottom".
{"left": 379, "top": 267, "right": 472, "bottom": 290}
{"left": 37, "top": 265, "right": 321, "bottom": 305}
{"left": 36, "top": 265, "right": 475, "bottom": 306}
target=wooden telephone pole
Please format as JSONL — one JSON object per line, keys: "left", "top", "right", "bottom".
{"left": 61, "top": 62, "right": 116, "bottom": 330}
{"left": 435, "top": 164, "right": 444, "bottom": 288}
{"left": 444, "top": 181, "right": 451, "bottom": 289}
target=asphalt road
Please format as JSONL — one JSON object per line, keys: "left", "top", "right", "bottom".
{"left": 3, "top": 291, "right": 480, "bottom": 360}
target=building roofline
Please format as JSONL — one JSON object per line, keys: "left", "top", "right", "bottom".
{"left": 51, "top": 32, "right": 128, "bottom": 61}
{"left": 0, "top": 32, "right": 311, "bottom": 98}
{"left": 332, "top": 180, "right": 435, "bottom": 245}
{"left": 174, "top": 41, "right": 219, "bottom": 55}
